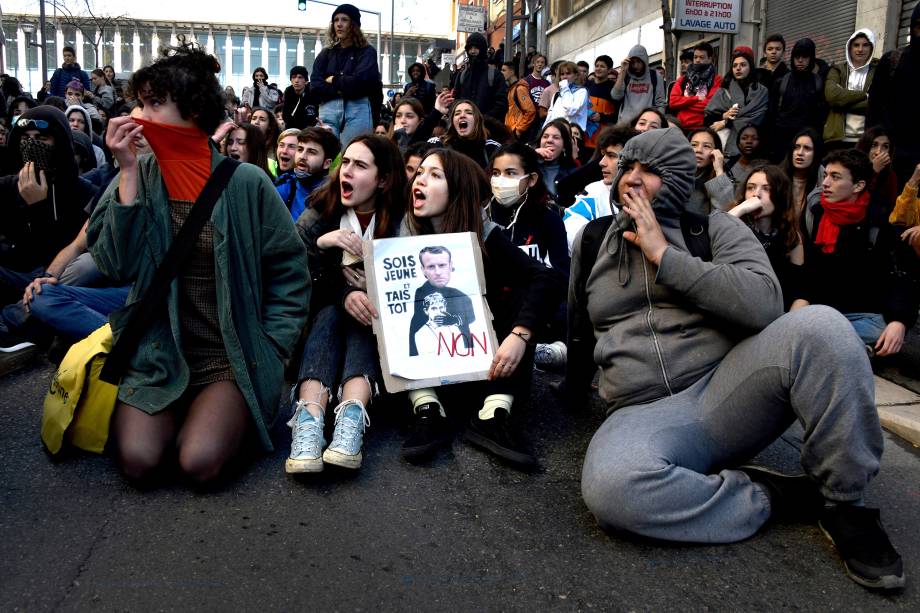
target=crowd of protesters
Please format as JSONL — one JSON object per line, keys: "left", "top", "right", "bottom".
{"left": 2, "top": 2, "right": 919, "bottom": 593}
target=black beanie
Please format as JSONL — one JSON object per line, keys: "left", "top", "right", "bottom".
{"left": 290, "top": 65, "right": 309, "bottom": 80}
{"left": 333, "top": 4, "right": 361, "bottom": 27}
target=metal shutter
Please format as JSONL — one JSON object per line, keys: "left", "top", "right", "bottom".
{"left": 765, "top": 0, "right": 857, "bottom": 64}
{"left": 899, "top": 0, "right": 919, "bottom": 48}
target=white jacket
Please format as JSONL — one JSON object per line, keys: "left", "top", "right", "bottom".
{"left": 562, "top": 179, "right": 614, "bottom": 254}
{"left": 544, "top": 81, "right": 588, "bottom": 130}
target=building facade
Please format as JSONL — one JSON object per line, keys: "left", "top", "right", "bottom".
{"left": 543, "top": 0, "right": 916, "bottom": 80}
{"left": 0, "top": 12, "right": 451, "bottom": 97}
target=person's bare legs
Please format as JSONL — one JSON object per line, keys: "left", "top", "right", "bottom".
{"left": 112, "top": 402, "right": 177, "bottom": 481}
{"left": 176, "top": 380, "right": 250, "bottom": 484}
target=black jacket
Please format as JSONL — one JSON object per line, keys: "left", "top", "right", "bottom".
{"left": 489, "top": 199, "right": 571, "bottom": 279}
{"left": 452, "top": 60, "right": 508, "bottom": 121}
{"left": 310, "top": 44, "right": 381, "bottom": 102}
{"left": 282, "top": 85, "right": 320, "bottom": 130}
{"left": 801, "top": 205, "right": 920, "bottom": 327}
{"left": 0, "top": 106, "right": 94, "bottom": 272}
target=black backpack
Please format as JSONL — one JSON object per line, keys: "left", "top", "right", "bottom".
{"left": 563, "top": 211, "right": 711, "bottom": 411}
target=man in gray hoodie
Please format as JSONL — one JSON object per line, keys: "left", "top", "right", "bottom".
{"left": 572, "top": 127, "right": 904, "bottom": 590}
{"left": 611, "top": 44, "right": 666, "bottom": 125}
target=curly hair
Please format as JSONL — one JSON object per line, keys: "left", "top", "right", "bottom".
{"left": 129, "top": 37, "right": 224, "bottom": 135}
{"left": 311, "top": 135, "right": 406, "bottom": 240}
{"left": 324, "top": 21, "right": 369, "bottom": 48}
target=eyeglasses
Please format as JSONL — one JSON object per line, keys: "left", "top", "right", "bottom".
{"left": 16, "top": 118, "right": 49, "bottom": 130}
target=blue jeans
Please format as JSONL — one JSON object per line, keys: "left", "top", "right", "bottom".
{"left": 319, "top": 97, "right": 372, "bottom": 149}
{"left": 0, "top": 256, "right": 111, "bottom": 330}
{"left": 843, "top": 312, "right": 887, "bottom": 345}
{"left": 29, "top": 284, "right": 130, "bottom": 340}
{"left": 581, "top": 306, "right": 882, "bottom": 543}
{"left": 296, "top": 304, "right": 380, "bottom": 400}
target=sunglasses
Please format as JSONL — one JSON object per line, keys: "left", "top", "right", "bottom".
{"left": 16, "top": 118, "right": 49, "bottom": 130}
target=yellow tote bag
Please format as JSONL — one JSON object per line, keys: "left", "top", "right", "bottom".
{"left": 41, "top": 324, "right": 119, "bottom": 455}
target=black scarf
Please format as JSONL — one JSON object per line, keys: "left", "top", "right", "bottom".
{"left": 685, "top": 63, "right": 716, "bottom": 95}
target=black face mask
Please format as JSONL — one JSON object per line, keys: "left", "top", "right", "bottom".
{"left": 19, "top": 138, "right": 56, "bottom": 178}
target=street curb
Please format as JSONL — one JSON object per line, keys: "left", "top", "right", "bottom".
{"left": 875, "top": 375, "right": 920, "bottom": 448}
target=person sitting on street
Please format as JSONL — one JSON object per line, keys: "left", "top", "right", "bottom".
{"left": 563, "top": 125, "right": 634, "bottom": 253}
{"left": 572, "top": 127, "right": 906, "bottom": 591}
{"left": 728, "top": 164, "right": 804, "bottom": 310}
{"left": 276, "top": 127, "right": 341, "bottom": 220}
{"left": 794, "top": 148, "right": 920, "bottom": 357}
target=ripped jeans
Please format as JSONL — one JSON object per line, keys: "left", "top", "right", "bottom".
{"left": 295, "top": 304, "right": 380, "bottom": 405}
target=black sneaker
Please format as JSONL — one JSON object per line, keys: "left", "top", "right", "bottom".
{"left": 0, "top": 329, "right": 35, "bottom": 353}
{"left": 464, "top": 408, "right": 536, "bottom": 469}
{"left": 738, "top": 465, "right": 824, "bottom": 523}
{"left": 819, "top": 505, "right": 905, "bottom": 590}
{"left": 401, "top": 402, "right": 452, "bottom": 460}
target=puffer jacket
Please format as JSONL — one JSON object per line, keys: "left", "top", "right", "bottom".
{"left": 568, "top": 127, "right": 782, "bottom": 413}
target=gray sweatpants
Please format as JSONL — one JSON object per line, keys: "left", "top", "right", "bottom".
{"left": 581, "top": 306, "right": 883, "bottom": 543}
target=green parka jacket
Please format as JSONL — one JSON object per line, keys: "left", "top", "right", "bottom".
{"left": 87, "top": 151, "right": 311, "bottom": 450}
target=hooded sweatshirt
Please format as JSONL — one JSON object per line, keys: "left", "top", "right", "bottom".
{"left": 0, "top": 106, "right": 95, "bottom": 271}
{"left": 453, "top": 32, "right": 508, "bottom": 120}
{"left": 403, "top": 62, "right": 436, "bottom": 112}
{"left": 569, "top": 127, "right": 782, "bottom": 412}
{"left": 65, "top": 105, "right": 106, "bottom": 168}
{"left": 823, "top": 29, "right": 878, "bottom": 143}
{"left": 611, "top": 45, "right": 666, "bottom": 124}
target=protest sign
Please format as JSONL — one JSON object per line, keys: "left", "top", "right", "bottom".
{"left": 366, "top": 232, "right": 498, "bottom": 392}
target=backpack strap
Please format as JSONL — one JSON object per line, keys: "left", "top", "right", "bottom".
{"left": 564, "top": 215, "right": 614, "bottom": 410}
{"left": 100, "top": 157, "right": 241, "bottom": 384}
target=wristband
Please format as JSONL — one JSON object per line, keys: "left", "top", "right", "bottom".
{"left": 510, "top": 330, "right": 533, "bottom": 346}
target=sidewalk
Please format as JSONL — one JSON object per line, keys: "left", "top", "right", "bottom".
{"left": 876, "top": 375, "right": 920, "bottom": 448}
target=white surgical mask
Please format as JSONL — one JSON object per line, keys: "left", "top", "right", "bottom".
{"left": 491, "top": 175, "right": 525, "bottom": 207}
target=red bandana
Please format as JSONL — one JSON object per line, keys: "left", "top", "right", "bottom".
{"left": 133, "top": 117, "right": 211, "bottom": 202}
{"left": 815, "top": 191, "right": 870, "bottom": 254}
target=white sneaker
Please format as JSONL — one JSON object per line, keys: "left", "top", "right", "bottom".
{"left": 323, "top": 399, "right": 370, "bottom": 469}
{"left": 285, "top": 400, "right": 326, "bottom": 473}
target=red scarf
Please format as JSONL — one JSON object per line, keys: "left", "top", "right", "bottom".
{"left": 132, "top": 118, "right": 211, "bottom": 202}
{"left": 815, "top": 191, "right": 870, "bottom": 254}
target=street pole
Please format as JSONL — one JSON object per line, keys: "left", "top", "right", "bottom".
{"left": 39, "top": 0, "right": 47, "bottom": 85}
{"left": 503, "top": 0, "right": 512, "bottom": 69}
{"left": 390, "top": 0, "right": 395, "bottom": 85}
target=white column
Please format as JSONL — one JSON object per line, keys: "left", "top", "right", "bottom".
{"left": 75, "top": 29, "right": 85, "bottom": 66}
{"left": 261, "top": 30, "right": 269, "bottom": 71}
{"left": 133, "top": 29, "right": 142, "bottom": 71}
{"left": 56, "top": 27, "right": 64, "bottom": 66}
{"left": 113, "top": 28, "right": 122, "bottom": 72}
{"left": 151, "top": 30, "right": 160, "bottom": 61}
{"left": 224, "top": 28, "right": 232, "bottom": 82}
{"left": 296, "top": 35, "right": 305, "bottom": 68}
{"left": 16, "top": 26, "right": 27, "bottom": 84}
{"left": 279, "top": 34, "right": 287, "bottom": 81}
{"left": 243, "top": 28, "right": 251, "bottom": 78}
{"left": 206, "top": 28, "right": 215, "bottom": 57}
{"left": 382, "top": 41, "right": 389, "bottom": 83}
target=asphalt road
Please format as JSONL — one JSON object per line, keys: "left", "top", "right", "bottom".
{"left": 2, "top": 361, "right": 919, "bottom": 611}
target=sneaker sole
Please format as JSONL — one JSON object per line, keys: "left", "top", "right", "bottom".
{"left": 0, "top": 342, "right": 35, "bottom": 353}
{"left": 818, "top": 521, "right": 906, "bottom": 590}
{"left": 285, "top": 456, "right": 324, "bottom": 473}
{"left": 323, "top": 448, "right": 362, "bottom": 469}
{"left": 463, "top": 429, "right": 536, "bottom": 468}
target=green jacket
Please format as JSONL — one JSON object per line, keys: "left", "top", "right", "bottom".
{"left": 823, "top": 58, "right": 877, "bottom": 143}
{"left": 87, "top": 151, "right": 311, "bottom": 450}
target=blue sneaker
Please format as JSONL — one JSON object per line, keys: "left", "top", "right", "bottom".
{"left": 323, "top": 399, "right": 370, "bottom": 469}
{"left": 285, "top": 400, "right": 326, "bottom": 473}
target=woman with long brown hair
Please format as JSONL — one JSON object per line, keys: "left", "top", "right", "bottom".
{"left": 400, "top": 147, "right": 565, "bottom": 469}
{"left": 729, "top": 163, "right": 804, "bottom": 309}
{"left": 287, "top": 134, "right": 406, "bottom": 474}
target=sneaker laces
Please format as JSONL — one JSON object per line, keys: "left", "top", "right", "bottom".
{"left": 330, "top": 400, "right": 370, "bottom": 448}
{"left": 288, "top": 400, "right": 324, "bottom": 455}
